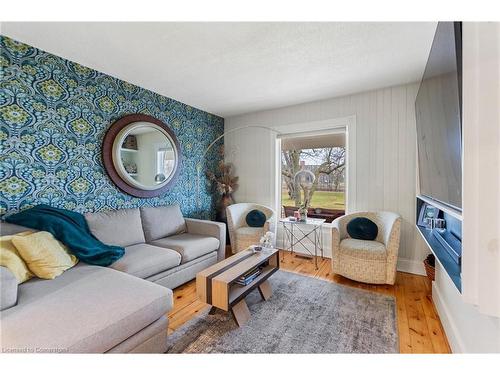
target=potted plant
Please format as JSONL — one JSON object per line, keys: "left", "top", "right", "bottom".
{"left": 298, "top": 203, "right": 308, "bottom": 222}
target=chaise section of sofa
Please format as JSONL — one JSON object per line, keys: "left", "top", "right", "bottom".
{"left": 0, "top": 263, "right": 172, "bottom": 353}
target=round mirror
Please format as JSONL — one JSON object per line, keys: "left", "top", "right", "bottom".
{"left": 113, "top": 123, "right": 178, "bottom": 190}
{"left": 102, "top": 114, "right": 181, "bottom": 197}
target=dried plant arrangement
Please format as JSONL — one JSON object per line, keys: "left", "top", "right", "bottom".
{"left": 206, "top": 160, "right": 239, "bottom": 197}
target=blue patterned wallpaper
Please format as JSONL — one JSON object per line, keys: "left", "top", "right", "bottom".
{"left": 0, "top": 36, "right": 224, "bottom": 219}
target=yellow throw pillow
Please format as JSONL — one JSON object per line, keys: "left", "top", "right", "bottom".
{"left": 12, "top": 231, "right": 78, "bottom": 280}
{"left": 0, "top": 231, "right": 35, "bottom": 283}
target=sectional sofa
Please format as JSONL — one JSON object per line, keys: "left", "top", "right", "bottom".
{"left": 0, "top": 204, "right": 225, "bottom": 353}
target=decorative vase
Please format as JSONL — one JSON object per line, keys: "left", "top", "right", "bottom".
{"left": 221, "top": 192, "right": 234, "bottom": 214}
{"left": 215, "top": 194, "right": 234, "bottom": 244}
{"left": 298, "top": 207, "right": 308, "bottom": 222}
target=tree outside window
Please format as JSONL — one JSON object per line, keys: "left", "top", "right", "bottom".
{"left": 281, "top": 147, "right": 345, "bottom": 211}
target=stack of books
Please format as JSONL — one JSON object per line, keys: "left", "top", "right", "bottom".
{"left": 234, "top": 266, "right": 262, "bottom": 286}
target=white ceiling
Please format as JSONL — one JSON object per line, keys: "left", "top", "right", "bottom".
{"left": 1, "top": 22, "right": 436, "bottom": 117}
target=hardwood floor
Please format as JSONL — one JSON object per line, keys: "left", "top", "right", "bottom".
{"left": 168, "top": 248, "right": 451, "bottom": 353}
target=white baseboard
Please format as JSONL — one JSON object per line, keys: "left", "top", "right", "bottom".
{"left": 397, "top": 258, "right": 426, "bottom": 276}
{"left": 432, "top": 281, "right": 464, "bottom": 353}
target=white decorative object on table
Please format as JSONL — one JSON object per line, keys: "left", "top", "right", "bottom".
{"left": 260, "top": 231, "right": 275, "bottom": 249}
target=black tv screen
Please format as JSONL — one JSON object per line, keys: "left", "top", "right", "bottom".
{"left": 415, "top": 22, "right": 462, "bottom": 210}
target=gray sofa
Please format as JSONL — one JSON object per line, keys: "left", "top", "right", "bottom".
{"left": 0, "top": 204, "right": 225, "bottom": 353}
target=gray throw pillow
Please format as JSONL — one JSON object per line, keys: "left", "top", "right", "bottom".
{"left": 140, "top": 205, "right": 186, "bottom": 242}
{"left": 85, "top": 208, "right": 146, "bottom": 247}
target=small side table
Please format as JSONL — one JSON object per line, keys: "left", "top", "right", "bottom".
{"left": 279, "top": 217, "right": 325, "bottom": 269}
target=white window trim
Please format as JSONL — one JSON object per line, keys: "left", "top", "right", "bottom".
{"left": 272, "top": 115, "right": 357, "bottom": 222}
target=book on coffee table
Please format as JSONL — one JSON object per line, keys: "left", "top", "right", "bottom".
{"left": 235, "top": 267, "right": 262, "bottom": 286}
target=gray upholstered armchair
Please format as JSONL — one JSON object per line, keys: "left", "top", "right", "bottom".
{"left": 226, "top": 203, "right": 276, "bottom": 254}
{"left": 331, "top": 211, "right": 401, "bottom": 285}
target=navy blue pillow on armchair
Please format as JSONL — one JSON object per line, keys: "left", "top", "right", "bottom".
{"left": 246, "top": 210, "right": 267, "bottom": 227}
{"left": 346, "top": 217, "right": 378, "bottom": 241}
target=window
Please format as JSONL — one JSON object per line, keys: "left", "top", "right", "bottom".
{"left": 281, "top": 132, "right": 346, "bottom": 222}
{"left": 155, "top": 148, "right": 175, "bottom": 182}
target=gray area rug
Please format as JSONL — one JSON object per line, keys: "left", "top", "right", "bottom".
{"left": 167, "top": 270, "right": 398, "bottom": 353}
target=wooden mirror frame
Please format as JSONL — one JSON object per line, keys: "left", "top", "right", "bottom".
{"left": 102, "top": 114, "right": 182, "bottom": 198}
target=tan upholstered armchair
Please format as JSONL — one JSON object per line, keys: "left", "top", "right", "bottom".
{"left": 331, "top": 211, "right": 401, "bottom": 285}
{"left": 226, "top": 203, "right": 276, "bottom": 254}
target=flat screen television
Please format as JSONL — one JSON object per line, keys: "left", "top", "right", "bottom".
{"left": 415, "top": 22, "right": 462, "bottom": 210}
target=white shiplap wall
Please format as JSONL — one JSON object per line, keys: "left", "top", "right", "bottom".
{"left": 225, "top": 82, "right": 428, "bottom": 274}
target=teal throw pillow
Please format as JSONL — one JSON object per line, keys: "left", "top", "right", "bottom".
{"left": 346, "top": 217, "right": 378, "bottom": 241}
{"left": 246, "top": 210, "right": 267, "bottom": 227}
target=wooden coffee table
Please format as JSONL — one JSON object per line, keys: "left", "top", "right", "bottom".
{"left": 196, "top": 247, "right": 279, "bottom": 326}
